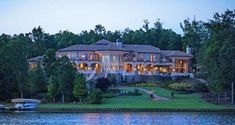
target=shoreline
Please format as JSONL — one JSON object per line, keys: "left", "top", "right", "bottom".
{"left": 1, "top": 108, "right": 235, "bottom": 113}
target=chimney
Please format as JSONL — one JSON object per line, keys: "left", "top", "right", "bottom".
{"left": 186, "top": 45, "right": 192, "bottom": 55}
{"left": 116, "top": 39, "right": 123, "bottom": 47}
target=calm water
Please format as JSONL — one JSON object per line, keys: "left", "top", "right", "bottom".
{"left": 0, "top": 112, "right": 235, "bottom": 125}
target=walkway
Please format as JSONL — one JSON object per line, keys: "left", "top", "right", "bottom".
{"left": 192, "top": 78, "right": 207, "bottom": 83}
{"left": 137, "top": 88, "right": 169, "bottom": 100}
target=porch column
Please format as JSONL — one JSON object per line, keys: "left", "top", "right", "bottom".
{"left": 172, "top": 57, "right": 176, "bottom": 72}
{"left": 185, "top": 60, "right": 189, "bottom": 73}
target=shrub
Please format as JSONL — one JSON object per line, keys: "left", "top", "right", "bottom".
{"left": 194, "top": 72, "right": 208, "bottom": 80}
{"left": 192, "top": 82, "right": 208, "bottom": 92}
{"left": 129, "top": 82, "right": 156, "bottom": 87}
{"left": 123, "top": 89, "right": 142, "bottom": 96}
{"left": 101, "top": 93, "right": 115, "bottom": 98}
{"left": 89, "top": 89, "right": 102, "bottom": 104}
{"left": 133, "top": 89, "right": 142, "bottom": 95}
{"left": 95, "top": 77, "right": 111, "bottom": 92}
{"left": 156, "top": 80, "right": 175, "bottom": 88}
{"left": 168, "top": 82, "right": 192, "bottom": 91}
{"left": 107, "top": 88, "right": 121, "bottom": 94}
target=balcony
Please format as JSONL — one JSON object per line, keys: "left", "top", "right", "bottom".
{"left": 123, "top": 58, "right": 157, "bottom": 63}
{"left": 69, "top": 57, "right": 101, "bottom": 62}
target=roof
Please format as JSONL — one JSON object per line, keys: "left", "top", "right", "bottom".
{"left": 27, "top": 56, "right": 43, "bottom": 62}
{"left": 91, "top": 39, "right": 114, "bottom": 45}
{"left": 160, "top": 50, "right": 193, "bottom": 57}
{"left": 57, "top": 39, "right": 189, "bottom": 55}
{"left": 123, "top": 44, "right": 160, "bottom": 53}
{"left": 11, "top": 98, "right": 41, "bottom": 103}
{"left": 58, "top": 43, "right": 160, "bottom": 53}
{"left": 58, "top": 40, "right": 128, "bottom": 52}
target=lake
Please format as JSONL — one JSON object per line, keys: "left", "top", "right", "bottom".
{"left": 0, "top": 112, "right": 235, "bottom": 125}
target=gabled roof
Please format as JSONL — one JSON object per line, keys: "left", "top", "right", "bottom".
{"left": 160, "top": 50, "right": 193, "bottom": 58}
{"left": 91, "top": 39, "right": 114, "bottom": 45}
{"left": 123, "top": 44, "right": 160, "bottom": 53}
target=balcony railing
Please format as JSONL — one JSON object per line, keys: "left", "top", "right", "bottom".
{"left": 123, "top": 58, "right": 157, "bottom": 63}
{"left": 70, "top": 57, "right": 101, "bottom": 61}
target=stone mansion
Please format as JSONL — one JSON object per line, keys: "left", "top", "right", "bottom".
{"left": 50, "top": 39, "right": 193, "bottom": 77}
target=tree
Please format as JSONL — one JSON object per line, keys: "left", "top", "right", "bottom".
{"left": 142, "top": 19, "right": 150, "bottom": 31}
{"left": 89, "top": 89, "right": 102, "bottom": 104}
{"left": 54, "top": 30, "right": 79, "bottom": 49}
{"left": 94, "top": 24, "right": 106, "bottom": 34}
{"left": 42, "top": 49, "right": 56, "bottom": 77}
{"left": 30, "top": 26, "right": 47, "bottom": 56}
{"left": 52, "top": 56, "right": 76, "bottom": 103}
{"left": 73, "top": 73, "right": 87, "bottom": 102}
{"left": 2, "top": 39, "right": 29, "bottom": 98}
{"left": 104, "top": 30, "right": 121, "bottom": 42}
{"left": 27, "top": 69, "right": 38, "bottom": 98}
{"left": 34, "top": 64, "right": 47, "bottom": 93}
{"left": 47, "top": 76, "right": 59, "bottom": 102}
{"left": 180, "top": 18, "right": 208, "bottom": 69}
{"left": 199, "top": 9, "right": 235, "bottom": 95}
{"left": 154, "top": 18, "right": 162, "bottom": 31}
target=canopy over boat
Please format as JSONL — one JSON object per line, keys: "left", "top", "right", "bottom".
{"left": 11, "top": 98, "right": 41, "bottom": 103}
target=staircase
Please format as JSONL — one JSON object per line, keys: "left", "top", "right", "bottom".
{"left": 86, "top": 69, "right": 109, "bottom": 81}
{"left": 86, "top": 70, "right": 96, "bottom": 81}
{"left": 93, "top": 73, "right": 105, "bottom": 80}
{"left": 104, "top": 69, "right": 109, "bottom": 78}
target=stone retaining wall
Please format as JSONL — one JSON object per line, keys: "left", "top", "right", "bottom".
{"left": 107, "top": 74, "right": 190, "bottom": 83}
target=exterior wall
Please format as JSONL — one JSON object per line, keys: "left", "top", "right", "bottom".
{"left": 98, "top": 51, "right": 126, "bottom": 73}
{"left": 169, "top": 57, "right": 191, "bottom": 73}
{"left": 56, "top": 50, "right": 191, "bottom": 76}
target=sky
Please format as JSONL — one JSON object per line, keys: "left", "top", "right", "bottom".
{"left": 0, "top": 0, "right": 235, "bottom": 35}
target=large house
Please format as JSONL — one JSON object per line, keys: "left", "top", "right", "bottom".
{"left": 54, "top": 39, "right": 193, "bottom": 77}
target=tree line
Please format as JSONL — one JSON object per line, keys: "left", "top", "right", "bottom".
{"left": 181, "top": 10, "right": 235, "bottom": 96}
{"left": 0, "top": 9, "right": 234, "bottom": 102}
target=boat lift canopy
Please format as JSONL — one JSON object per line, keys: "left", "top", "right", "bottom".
{"left": 11, "top": 98, "right": 41, "bottom": 103}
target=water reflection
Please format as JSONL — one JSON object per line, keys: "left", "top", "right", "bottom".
{"left": 0, "top": 112, "right": 235, "bottom": 125}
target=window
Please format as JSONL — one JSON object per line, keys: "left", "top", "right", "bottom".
{"left": 150, "top": 54, "right": 155, "bottom": 61}
{"left": 79, "top": 53, "right": 87, "bottom": 60}
{"left": 145, "top": 54, "right": 150, "bottom": 61}
{"left": 138, "top": 54, "right": 144, "bottom": 61}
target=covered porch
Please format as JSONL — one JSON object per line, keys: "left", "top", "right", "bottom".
{"left": 76, "top": 62, "right": 102, "bottom": 74}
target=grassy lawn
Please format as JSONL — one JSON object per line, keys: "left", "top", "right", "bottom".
{"left": 38, "top": 87, "right": 235, "bottom": 109}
